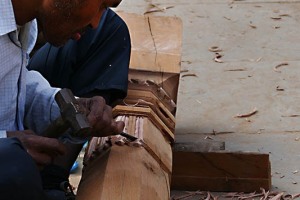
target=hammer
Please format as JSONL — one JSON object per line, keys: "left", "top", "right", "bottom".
{"left": 43, "top": 88, "right": 91, "bottom": 138}
{"left": 43, "top": 88, "right": 138, "bottom": 141}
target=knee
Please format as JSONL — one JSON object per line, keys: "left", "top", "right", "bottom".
{"left": 0, "top": 138, "right": 37, "bottom": 180}
{"left": 0, "top": 138, "right": 45, "bottom": 199}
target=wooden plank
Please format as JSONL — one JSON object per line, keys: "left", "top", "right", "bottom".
{"left": 118, "top": 12, "right": 182, "bottom": 74}
{"left": 171, "top": 151, "right": 271, "bottom": 192}
{"left": 77, "top": 146, "right": 170, "bottom": 200}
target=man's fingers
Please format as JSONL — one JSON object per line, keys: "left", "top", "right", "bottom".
{"left": 87, "top": 96, "right": 106, "bottom": 122}
{"left": 114, "top": 120, "right": 125, "bottom": 135}
{"left": 36, "top": 138, "right": 67, "bottom": 155}
{"left": 27, "top": 136, "right": 67, "bottom": 156}
{"left": 29, "top": 151, "right": 53, "bottom": 166}
{"left": 80, "top": 96, "right": 125, "bottom": 137}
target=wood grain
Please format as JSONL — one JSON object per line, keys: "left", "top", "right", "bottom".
{"left": 171, "top": 151, "right": 271, "bottom": 192}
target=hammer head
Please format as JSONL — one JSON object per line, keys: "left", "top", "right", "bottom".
{"left": 55, "top": 88, "right": 91, "bottom": 137}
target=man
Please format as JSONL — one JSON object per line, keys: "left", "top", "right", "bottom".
{"left": 0, "top": 0, "right": 125, "bottom": 199}
{"left": 28, "top": 8, "right": 130, "bottom": 104}
{"left": 27, "top": 7, "right": 131, "bottom": 174}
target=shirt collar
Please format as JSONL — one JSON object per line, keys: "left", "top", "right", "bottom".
{"left": 0, "top": 0, "right": 17, "bottom": 36}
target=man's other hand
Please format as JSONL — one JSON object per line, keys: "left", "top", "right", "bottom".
{"left": 7, "top": 130, "right": 66, "bottom": 169}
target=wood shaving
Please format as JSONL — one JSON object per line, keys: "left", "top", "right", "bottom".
{"left": 235, "top": 108, "right": 258, "bottom": 118}
{"left": 214, "top": 53, "right": 224, "bottom": 63}
{"left": 271, "top": 16, "right": 282, "bottom": 20}
{"left": 214, "top": 57, "right": 223, "bottom": 63}
{"left": 171, "top": 191, "right": 205, "bottom": 200}
{"left": 256, "top": 57, "right": 262, "bottom": 62}
{"left": 210, "top": 190, "right": 300, "bottom": 200}
{"left": 292, "top": 181, "right": 298, "bottom": 184}
{"left": 249, "top": 22, "right": 257, "bottom": 29}
{"left": 182, "top": 60, "right": 192, "bottom": 64}
{"left": 279, "top": 14, "right": 291, "bottom": 17}
{"left": 291, "top": 193, "right": 300, "bottom": 199}
{"left": 144, "top": 4, "right": 174, "bottom": 14}
{"left": 269, "top": 192, "right": 284, "bottom": 200}
{"left": 293, "top": 170, "right": 298, "bottom": 174}
{"left": 180, "top": 69, "right": 189, "bottom": 73}
{"left": 209, "top": 46, "right": 223, "bottom": 52}
{"left": 223, "top": 16, "right": 231, "bottom": 20}
{"left": 276, "top": 86, "right": 284, "bottom": 91}
{"left": 224, "top": 68, "right": 247, "bottom": 72}
{"left": 282, "top": 114, "right": 300, "bottom": 117}
{"left": 123, "top": 99, "right": 154, "bottom": 107}
{"left": 204, "top": 136, "right": 213, "bottom": 140}
{"left": 181, "top": 73, "right": 197, "bottom": 78}
{"left": 212, "top": 131, "right": 235, "bottom": 135}
{"left": 274, "top": 62, "right": 289, "bottom": 72}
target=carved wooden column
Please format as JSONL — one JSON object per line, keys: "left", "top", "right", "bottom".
{"left": 76, "top": 12, "right": 182, "bottom": 200}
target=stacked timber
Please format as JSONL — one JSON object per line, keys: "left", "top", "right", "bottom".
{"left": 76, "top": 12, "right": 182, "bottom": 200}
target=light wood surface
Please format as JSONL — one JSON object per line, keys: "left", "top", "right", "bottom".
{"left": 118, "top": 12, "right": 182, "bottom": 74}
{"left": 77, "top": 146, "right": 170, "bottom": 200}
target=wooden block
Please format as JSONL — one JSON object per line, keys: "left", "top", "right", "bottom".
{"left": 118, "top": 12, "right": 182, "bottom": 103}
{"left": 77, "top": 146, "right": 170, "bottom": 200}
{"left": 171, "top": 151, "right": 271, "bottom": 192}
{"left": 118, "top": 12, "right": 182, "bottom": 74}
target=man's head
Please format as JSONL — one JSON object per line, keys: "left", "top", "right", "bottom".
{"left": 36, "top": 0, "right": 122, "bottom": 46}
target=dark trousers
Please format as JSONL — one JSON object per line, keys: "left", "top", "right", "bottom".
{"left": 0, "top": 138, "right": 46, "bottom": 200}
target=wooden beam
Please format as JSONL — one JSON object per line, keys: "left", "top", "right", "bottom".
{"left": 171, "top": 151, "right": 271, "bottom": 192}
{"left": 117, "top": 12, "right": 182, "bottom": 74}
{"left": 76, "top": 12, "right": 182, "bottom": 200}
{"left": 77, "top": 146, "right": 170, "bottom": 200}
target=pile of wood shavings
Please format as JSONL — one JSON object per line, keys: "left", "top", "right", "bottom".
{"left": 170, "top": 189, "right": 300, "bottom": 200}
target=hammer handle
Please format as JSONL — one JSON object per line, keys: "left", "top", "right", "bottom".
{"left": 43, "top": 117, "right": 69, "bottom": 138}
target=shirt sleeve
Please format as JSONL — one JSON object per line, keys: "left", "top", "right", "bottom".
{"left": 24, "top": 68, "right": 61, "bottom": 134}
{"left": 24, "top": 69, "right": 88, "bottom": 144}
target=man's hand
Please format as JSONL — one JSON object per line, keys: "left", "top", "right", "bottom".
{"left": 77, "top": 96, "right": 125, "bottom": 137}
{"left": 7, "top": 130, "right": 66, "bottom": 168}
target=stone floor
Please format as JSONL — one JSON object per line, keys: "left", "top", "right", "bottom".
{"left": 71, "top": 0, "right": 300, "bottom": 196}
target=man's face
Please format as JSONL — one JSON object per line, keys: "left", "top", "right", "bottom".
{"left": 38, "top": 0, "right": 122, "bottom": 46}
